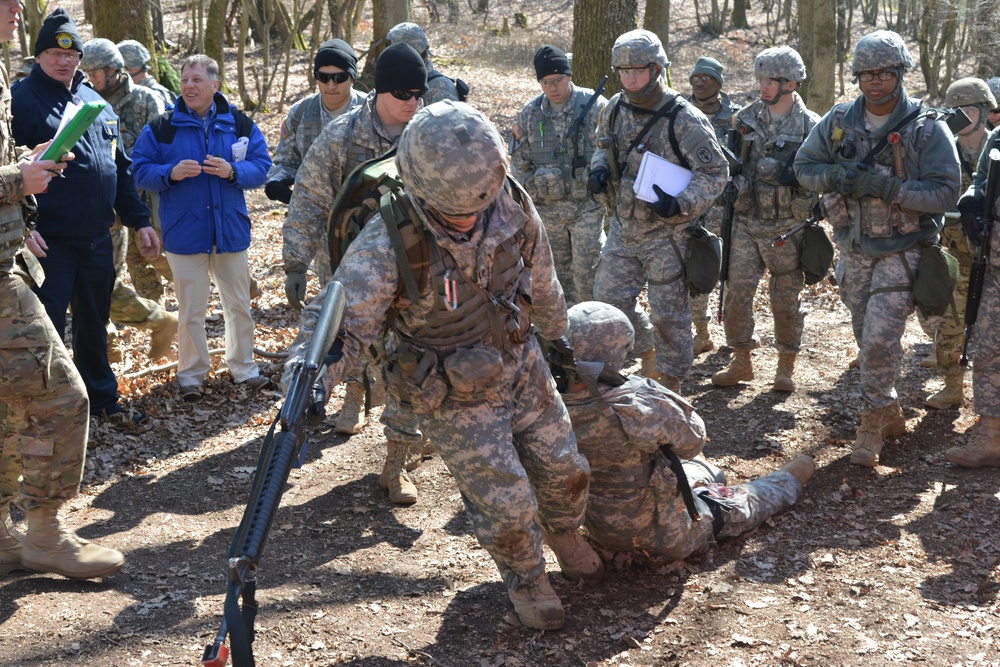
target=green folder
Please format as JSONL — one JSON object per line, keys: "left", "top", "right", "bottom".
{"left": 39, "top": 100, "right": 107, "bottom": 162}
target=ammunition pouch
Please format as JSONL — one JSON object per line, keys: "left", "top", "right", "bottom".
{"left": 526, "top": 167, "right": 566, "bottom": 203}
{"left": 384, "top": 344, "right": 448, "bottom": 414}
{"left": 444, "top": 346, "right": 503, "bottom": 402}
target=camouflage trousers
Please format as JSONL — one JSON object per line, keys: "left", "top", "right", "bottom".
{"left": 112, "top": 213, "right": 173, "bottom": 302}
{"left": 534, "top": 199, "right": 606, "bottom": 306}
{"left": 110, "top": 278, "right": 158, "bottom": 325}
{"left": 594, "top": 216, "right": 693, "bottom": 379}
{"left": 836, "top": 244, "right": 921, "bottom": 409}
{"left": 416, "top": 340, "right": 589, "bottom": 590}
{"left": 584, "top": 455, "right": 802, "bottom": 558}
{"left": 972, "top": 259, "right": 1000, "bottom": 417}
{"left": 721, "top": 216, "right": 805, "bottom": 353}
{"left": 917, "top": 224, "right": 971, "bottom": 367}
{"left": 0, "top": 273, "right": 89, "bottom": 511}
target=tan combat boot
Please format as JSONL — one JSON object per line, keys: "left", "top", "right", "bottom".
{"left": 944, "top": 417, "right": 1000, "bottom": 468}
{"left": 107, "top": 323, "right": 123, "bottom": 364}
{"left": 882, "top": 400, "right": 906, "bottom": 438}
{"left": 507, "top": 574, "right": 565, "bottom": 630}
{"left": 661, "top": 375, "right": 682, "bottom": 393}
{"left": 142, "top": 308, "right": 178, "bottom": 360}
{"left": 379, "top": 440, "right": 418, "bottom": 505}
{"left": 924, "top": 367, "right": 965, "bottom": 410}
{"left": 693, "top": 322, "right": 714, "bottom": 355}
{"left": 773, "top": 352, "right": 796, "bottom": 392}
{"left": 780, "top": 455, "right": 816, "bottom": 485}
{"left": 21, "top": 506, "right": 124, "bottom": 579}
{"left": 404, "top": 434, "right": 433, "bottom": 471}
{"left": 712, "top": 348, "right": 754, "bottom": 387}
{"left": 639, "top": 349, "right": 661, "bottom": 382}
{"left": 850, "top": 408, "right": 884, "bottom": 467}
{"left": 0, "top": 502, "right": 24, "bottom": 575}
{"left": 847, "top": 351, "right": 861, "bottom": 369}
{"left": 543, "top": 530, "right": 605, "bottom": 583}
{"left": 335, "top": 381, "right": 367, "bottom": 435}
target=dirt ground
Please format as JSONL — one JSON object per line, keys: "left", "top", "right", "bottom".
{"left": 1, "top": 1, "right": 999, "bottom": 666}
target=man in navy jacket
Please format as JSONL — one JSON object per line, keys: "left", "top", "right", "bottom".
{"left": 11, "top": 9, "right": 159, "bottom": 419}
{"left": 131, "top": 54, "right": 271, "bottom": 401}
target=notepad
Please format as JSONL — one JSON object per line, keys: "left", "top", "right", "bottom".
{"left": 38, "top": 100, "right": 107, "bottom": 162}
{"left": 633, "top": 151, "right": 693, "bottom": 203}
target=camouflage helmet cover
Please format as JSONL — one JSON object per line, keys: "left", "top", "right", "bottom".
{"left": 987, "top": 78, "right": 1000, "bottom": 107}
{"left": 117, "top": 39, "right": 151, "bottom": 70}
{"left": 386, "top": 22, "right": 430, "bottom": 58}
{"left": 397, "top": 101, "right": 508, "bottom": 216}
{"left": 566, "top": 301, "right": 635, "bottom": 372}
{"left": 611, "top": 29, "right": 669, "bottom": 70}
{"left": 945, "top": 77, "right": 998, "bottom": 109}
{"left": 852, "top": 30, "right": 914, "bottom": 74}
{"left": 754, "top": 45, "right": 806, "bottom": 82}
{"left": 81, "top": 38, "right": 125, "bottom": 72}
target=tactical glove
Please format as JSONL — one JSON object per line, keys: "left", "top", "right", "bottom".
{"left": 265, "top": 179, "right": 294, "bottom": 204}
{"left": 651, "top": 184, "right": 682, "bottom": 218}
{"left": 307, "top": 381, "right": 326, "bottom": 427}
{"left": 825, "top": 161, "right": 860, "bottom": 196}
{"left": 285, "top": 270, "right": 307, "bottom": 309}
{"left": 587, "top": 167, "right": 609, "bottom": 195}
{"left": 546, "top": 336, "right": 576, "bottom": 369}
{"left": 853, "top": 169, "right": 902, "bottom": 204}
{"left": 958, "top": 196, "right": 986, "bottom": 241}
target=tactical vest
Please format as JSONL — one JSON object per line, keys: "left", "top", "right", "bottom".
{"left": 0, "top": 66, "right": 25, "bottom": 267}
{"left": 523, "top": 89, "right": 598, "bottom": 203}
{"left": 736, "top": 102, "right": 812, "bottom": 220}
{"left": 106, "top": 83, "right": 149, "bottom": 154}
{"left": 343, "top": 106, "right": 395, "bottom": 181}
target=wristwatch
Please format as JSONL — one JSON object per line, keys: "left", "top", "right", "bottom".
{"left": 227, "top": 169, "right": 237, "bottom": 184}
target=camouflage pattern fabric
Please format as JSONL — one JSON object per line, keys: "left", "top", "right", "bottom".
{"left": 425, "top": 72, "right": 459, "bottom": 105}
{"left": 591, "top": 88, "right": 728, "bottom": 377}
{"left": 721, "top": 95, "right": 819, "bottom": 352}
{"left": 137, "top": 76, "right": 175, "bottom": 108}
{"left": 562, "top": 375, "right": 803, "bottom": 556}
{"left": 512, "top": 86, "right": 608, "bottom": 304}
{"left": 266, "top": 90, "right": 366, "bottom": 186}
{"left": 972, "top": 228, "right": 1000, "bottom": 417}
{"left": 284, "top": 187, "right": 582, "bottom": 590}
{"left": 283, "top": 92, "right": 399, "bottom": 286}
{"left": 103, "top": 75, "right": 164, "bottom": 155}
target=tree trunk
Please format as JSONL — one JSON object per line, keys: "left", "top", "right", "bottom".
{"left": 358, "top": 0, "right": 412, "bottom": 86}
{"left": 22, "top": 0, "right": 44, "bottom": 55}
{"left": 573, "top": 0, "right": 638, "bottom": 97}
{"left": 731, "top": 0, "right": 749, "bottom": 29}
{"left": 93, "top": 0, "right": 155, "bottom": 46}
{"left": 802, "top": 0, "right": 836, "bottom": 113}
{"left": 643, "top": 0, "right": 670, "bottom": 69}
{"left": 205, "top": 0, "right": 229, "bottom": 80}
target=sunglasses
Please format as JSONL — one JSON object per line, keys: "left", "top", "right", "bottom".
{"left": 315, "top": 71, "right": 351, "bottom": 84}
{"left": 390, "top": 89, "right": 426, "bottom": 101}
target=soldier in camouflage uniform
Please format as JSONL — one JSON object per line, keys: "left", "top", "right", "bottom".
{"left": 712, "top": 47, "right": 820, "bottom": 392}
{"left": 265, "top": 39, "right": 365, "bottom": 209}
{"left": 0, "top": 0, "right": 124, "bottom": 579}
{"left": 284, "top": 101, "right": 601, "bottom": 629}
{"left": 284, "top": 43, "right": 429, "bottom": 502}
{"left": 917, "top": 78, "right": 996, "bottom": 410}
{"left": 560, "top": 302, "right": 814, "bottom": 556}
{"left": 986, "top": 78, "right": 1000, "bottom": 131}
{"left": 510, "top": 45, "right": 607, "bottom": 306}
{"left": 685, "top": 56, "right": 738, "bottom": 355}
{"left": 117, "top": 39, "right": 175, "bottom": 108}
{"left": 794, "top": 31, "right": 961, "bottom": 467}
{"left": 81, "top": 38, "right": 177, "bottom": 362}
{"left": 945, "top": 125, "right": 1000, "bottom": 467}
{"left": 588, "top": 30, "right": 728, "bottom": 393}
{"left": 385, "top": 22, "right": 460, "bottom": 105}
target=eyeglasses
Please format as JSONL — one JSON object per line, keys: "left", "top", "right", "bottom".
{"left": 758, "top": 77, "right": 788, "bottom": 88}
{"left": 315, "top": 71, "right": 351, "bottom": 85}
{"left": 857, "top": 70, "right": 897, "bottom": 82}
{"left": 539, "top": 74, "right": 568, "bottom": 89}
{"left": 615, "top": 64, "right": 652, "bottom": 77}
{"left": 41, "top": 49, "right": 80, "bottom": 63}
{"left": 390, "top": 89, "right": 425, "bottom": 101}
{"left": 690, "top": 74, "right": 715, "bottom": 84}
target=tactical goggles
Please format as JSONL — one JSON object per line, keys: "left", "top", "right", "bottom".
{"left": 315, "top": 71, "right": 351, "bottom": 84}
{"left": 390, "top": 89, "right": 426, "bottom": 101}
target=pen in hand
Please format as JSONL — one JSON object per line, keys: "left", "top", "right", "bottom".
{"left": 46, "top": 169, "right": 65, "bottom": 179}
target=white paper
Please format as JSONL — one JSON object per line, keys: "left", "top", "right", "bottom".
{"left": 36, "top": 101, "right": 80, "bottom": 161}
{"left": 231, "top": 136, "right": 248, "bottom": 162}
{"left": 633, "top": 151, "right": 693, "bottom": 203}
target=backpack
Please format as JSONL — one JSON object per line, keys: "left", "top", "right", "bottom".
{"left": 428, "top": 70, "right": 469, "bottom": 102}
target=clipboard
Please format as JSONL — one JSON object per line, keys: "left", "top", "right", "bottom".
{"left": 39, "top": 100, "right": 107, "bottom": 162}
{"left": 633, "top": 151, "right": 693, "bottom": 203}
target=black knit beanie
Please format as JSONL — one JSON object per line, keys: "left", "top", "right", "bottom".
{"left": 534, "top": 45, "right": 572, "bottom": 80}
{"left": 34, "top": 8, "right": 83, "bottom": 57}
{"left": 374, "top": 43, "right": 427, "bottom": 94}
{"left": 314, "top": 39, "right": 358, "bottom": 81}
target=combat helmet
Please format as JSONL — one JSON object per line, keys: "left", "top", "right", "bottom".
{"left": 81, "top": 38, "right": 124, "bottom": 72}
{"left": 755, "top": 46, "right": 806, "bottom": 82}
{"left": 987, "top": 78, "right": 1000, "bottom": 108}
{"left": 386, "top": 22, "right": 430, "bottom": 59}
{"left": 852, "top": 30, "right": 914, "bottom": 74}
{"left": 566, "top": 302, "right": 635, "bottom": 374}
{"left": 945, "top": 77, "right": 997, "bottom": 109}
{"left": 117, "top": 39, "right": 151, "bottom": 70}
{"left": 611, "top": 29, "right": 669, "bottom": 70}
{"left": 397, "top": 100, "right": 507, "bottom": 217}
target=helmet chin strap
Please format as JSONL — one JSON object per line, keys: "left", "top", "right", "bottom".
{"left": 763, "top": 85, "right": 791, "bottom": 106}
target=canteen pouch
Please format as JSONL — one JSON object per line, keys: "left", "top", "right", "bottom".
{"left": 912, "top": 243, "right": 959, "bottom": 317}
{"left": 385, "top": 346, "right": 448, "bottom": 414}
{"left": 444, "top": 346, "right": 504, "bottom": 402}
{"left": 685, "top": 226, "right": 722, "bottom": 297}
{"left": 800, "top": 224, "right": 835, "bottom": 285}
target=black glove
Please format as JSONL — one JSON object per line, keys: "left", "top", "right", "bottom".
{"left": 651, "top": 184, "right": 682, "bottom": 218}
{"left": 265, "top": 179, "right": 294, "bottom": 204}
{"left": 307, "top": 381, "right": 326, "bottom": 427}
{"left": 547, "top": 336, "right": 575, "bottom": 369}
{"left": 958, "top": 196, "right": 985, "bottom": 241}
{"left": 285, "top": 270, "right": 307, "bottom": 309}
{"left": 853, "top": 169, "right": 901, "bottom": 204}
{"left": 587, "top": 167, "right": 609, "bottom": 195}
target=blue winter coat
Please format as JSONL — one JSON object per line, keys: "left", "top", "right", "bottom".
{"left": 130, "top": 92, "right": 271, "bottom": 255}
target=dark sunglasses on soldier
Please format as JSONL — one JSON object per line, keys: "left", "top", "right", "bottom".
{"left": 390, "top": 89, "right": 426, "bottom": 101}
{"left": 315, "top": 71, "right": 351, "bottom": 84}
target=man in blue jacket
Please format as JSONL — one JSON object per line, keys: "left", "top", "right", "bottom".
{"left": 131, "top": 54, "right": 272, "bottom": 401}
{"left": 11, "top": 9, "right": 160, "bottom": 420}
